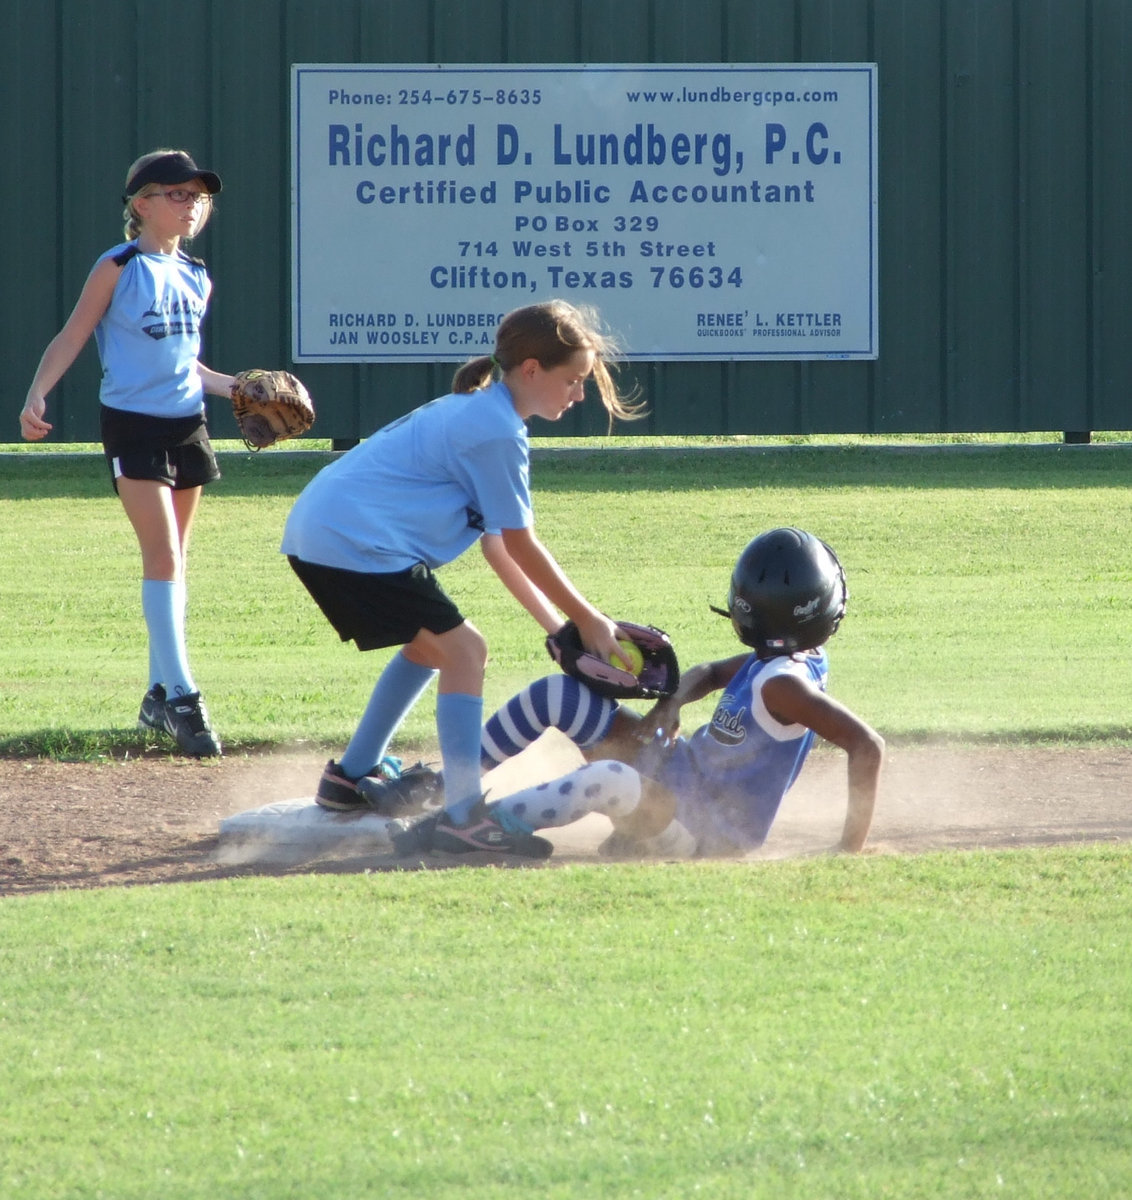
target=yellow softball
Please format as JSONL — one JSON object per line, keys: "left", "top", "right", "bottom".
{"left": 614, "top": 638, "right": 645, "bottom": 675}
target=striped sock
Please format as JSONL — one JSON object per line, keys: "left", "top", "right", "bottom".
{"left": 481, "top": 675, "right": 618, "bottom": 769}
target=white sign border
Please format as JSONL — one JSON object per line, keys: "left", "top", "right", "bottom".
{"left": 291, "top": 63, "right": 878, "bottom": 364}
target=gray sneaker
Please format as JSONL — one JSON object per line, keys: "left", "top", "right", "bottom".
{"left": 429, "top": 800, "right": 553, "bottom": 858}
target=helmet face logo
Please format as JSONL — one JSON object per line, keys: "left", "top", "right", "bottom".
{"left": 733, "top": 597, "right": 752, "bottom": 614}
{"left": 794, "top": 596, "right": 822, "bottom": 618}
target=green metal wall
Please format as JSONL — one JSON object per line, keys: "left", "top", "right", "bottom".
{"left": 5, "top": 0, "right": 1130, "bottom": 442}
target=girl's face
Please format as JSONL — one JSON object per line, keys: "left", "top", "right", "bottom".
{"left": 513, "top": 348, "right": 596, "bottom": 422}
{"left": 135, "top": 180, "right": 212, "bottom": 245}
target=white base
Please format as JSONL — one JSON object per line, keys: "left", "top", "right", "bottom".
{"left": 214, "top": 734, "right": 615, "bottom": 867}
{"left": 217, "top": 798, "right": 395, "bottom": 865}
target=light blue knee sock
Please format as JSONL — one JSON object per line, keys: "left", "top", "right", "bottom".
{"left": 436, "top": 692, "right": 484, "bottom": 823}
{"left": 339, "top": 653, "right": 437, "bottom": 780}
{"left": 142, "top": 578, "right": 195, "bottom": 697}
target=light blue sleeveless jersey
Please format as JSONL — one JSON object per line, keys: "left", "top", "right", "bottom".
{"left": 281, "top": 381, "right": 533, "bottom": 573}
{"left": 649, "top": 648, "right": 829, "bottom": 853}
{"left": 93, "top": 242, "right": 211, "bottom": 417}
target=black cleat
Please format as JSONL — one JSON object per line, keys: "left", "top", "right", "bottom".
{"left": 162, "top": 691, "right": 221, "bottom": 758}
{"left": 356, "top": 762, "right": 444, "bottom": 817}
{"left": 315, "top": 760, "right": 371, "bottom": 811}
{"left": 137, "top": 684, "right": 167, "bottom": 733}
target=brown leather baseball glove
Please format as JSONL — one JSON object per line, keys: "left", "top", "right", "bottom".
{"left": 230, "top": 369, "right": 315, "bottom": 449}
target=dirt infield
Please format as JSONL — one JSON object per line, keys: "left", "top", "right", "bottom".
{"left": 2, "top": 741, "right": 1129, "bottom": 894}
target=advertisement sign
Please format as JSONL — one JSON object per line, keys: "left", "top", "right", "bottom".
{"left": 292, "top": 63, "right": 877, "bottom": 362}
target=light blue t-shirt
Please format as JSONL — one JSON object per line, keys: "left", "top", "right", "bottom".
{"left": 281, "top": 381, "right": 533, "bottom": 573}
{"left": 93, "top": 242, "right": 211, "bottom": 418}
{"left": 646, "top": 648, "right": 829, "bottom": 853}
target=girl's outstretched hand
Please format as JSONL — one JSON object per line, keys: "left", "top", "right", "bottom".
{"left": 19, "top": 397, "right": 52, "bottom": 440}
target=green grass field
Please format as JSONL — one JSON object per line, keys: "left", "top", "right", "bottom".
{"left": 2, "top": 852, "right": 1129, "bottom": 1198}
{"left": 2, "top": 439, "right": 1131, "bottom": 755}
{"left": 2, "top": 441, "right": 1130, "bottom": 1197}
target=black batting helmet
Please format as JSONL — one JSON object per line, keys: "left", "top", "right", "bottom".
{"left": 717, "top": 527, "right": 848, "bottom": 656}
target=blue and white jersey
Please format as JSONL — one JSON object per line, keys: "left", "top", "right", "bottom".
{"left": 281, "top": 380, "right": 533, "bottom": 573}
{"left": 650, "top": 649, "right": 829, "bottom": 853}
{"left": 94, "top": 242, "right": 211, "bottom": 418}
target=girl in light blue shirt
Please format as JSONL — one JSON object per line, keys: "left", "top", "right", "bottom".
{"left": 20, "top": 150, "right": 233, "bottom": 758}
{"left": 286, "top": 300, "right": 644, "bottom": 856}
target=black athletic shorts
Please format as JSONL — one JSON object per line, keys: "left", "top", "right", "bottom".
{"left": 287, "top": 555, "right": 465, "bottom": 651}
{"left": 100, "top": 405, "right": 221, "bottom": 493}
